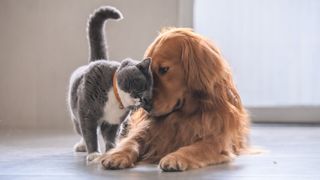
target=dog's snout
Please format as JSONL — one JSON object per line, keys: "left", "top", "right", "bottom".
{"left": 142, "top": 97, "right": 152, "bottom": 112}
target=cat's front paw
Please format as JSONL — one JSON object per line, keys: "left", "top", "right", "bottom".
{"left": 87, "top": 152, "right": 101, "bottom": 162}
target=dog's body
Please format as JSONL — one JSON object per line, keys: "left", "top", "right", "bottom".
{"left": 100, "top": 28, "right": 249, "bottom": 171}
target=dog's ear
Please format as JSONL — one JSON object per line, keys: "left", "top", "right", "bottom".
{"left": 181, "top": 35, "right": 244, "bottom": 110}
{"left": 181, "top": 36, "right": 224, "bottom": 96}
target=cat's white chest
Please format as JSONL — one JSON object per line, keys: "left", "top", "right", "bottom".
{"left": 102, "top": 90, "right": 126, "bottom": 124}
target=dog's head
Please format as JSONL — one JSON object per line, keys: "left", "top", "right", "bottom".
{"left": 145, "top": 28, "right": 241, "bottom": 118}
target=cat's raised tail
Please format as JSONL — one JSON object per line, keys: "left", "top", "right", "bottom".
{"left": 87, "top": 6, "right": 123, "bottom": 62}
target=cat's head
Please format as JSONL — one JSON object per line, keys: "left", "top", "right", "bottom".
{"left": 116, "top": 58, "right": 153, "bottom": 112}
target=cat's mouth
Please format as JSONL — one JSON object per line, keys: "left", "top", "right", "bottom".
{"left": 134, "top": 98, "right": 141, "bottom": 106}
{"left": 134, "top": 96, "right": 153, "bottom": 112}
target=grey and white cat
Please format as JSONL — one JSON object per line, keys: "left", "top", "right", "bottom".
{"left": 67, "top": 6, "right": 153, "bottom": 162}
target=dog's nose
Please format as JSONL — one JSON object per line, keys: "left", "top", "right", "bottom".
{"left": 141, "top": 97, "right": 152, "bottom": 112}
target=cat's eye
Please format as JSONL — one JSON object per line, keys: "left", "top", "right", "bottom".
{"left": 159, "top": 66, "right": 169, "bottom": 75}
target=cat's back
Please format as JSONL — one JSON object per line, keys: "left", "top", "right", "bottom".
{"left": 81, "top": 60, "right": 119, "bottom": 91}
{"left": 85, "top": 60, "right": 119, "bottom": 78}
{"left": 70, "top": 60, "right": 119, "bottom": 86}
{"left": 68, "top": 60, "right": 120, "bottom": 114}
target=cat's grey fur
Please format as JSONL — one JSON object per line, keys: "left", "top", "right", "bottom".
{"left": 67, "top": 6, "right": 153, "bottom": 162}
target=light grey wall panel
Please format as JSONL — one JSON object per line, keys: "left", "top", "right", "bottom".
{"left": 0, "top": 0, "right": 179, "bottom": 129}
{"left": 194, "top": 0, "right": 320, "bottom": 107}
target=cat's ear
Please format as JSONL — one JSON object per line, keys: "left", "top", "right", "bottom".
{"left": 136, "top": 57, "right": 152, "bottom": 74}
{"left": 119, "top": 59, "right": 132, "bottom": 70}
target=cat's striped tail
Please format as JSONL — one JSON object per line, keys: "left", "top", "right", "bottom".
{"left": 87, "top": 6, "right": 123, "bottom": 62}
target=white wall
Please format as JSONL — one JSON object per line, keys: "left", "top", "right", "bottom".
{"left": 194, "top": 0, "right": 320, "bottom": 107}
{"left": 0, "top": 0, "right": 181, "bottom": 130}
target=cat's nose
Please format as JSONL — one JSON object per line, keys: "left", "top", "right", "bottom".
{"left": 142, "top": 97, "right": 152, "bottom": 112}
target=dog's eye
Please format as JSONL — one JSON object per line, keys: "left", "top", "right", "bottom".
{"left": 159, "top": 66, "right": 169, "bottom": 75}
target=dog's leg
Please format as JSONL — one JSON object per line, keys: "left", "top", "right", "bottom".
{"left": 159, "top": 137, "right": 233, "bottom": 171}
{"left": 99, "top": 137, "right": 140, "bottom": 169}
{"left": 100, "top": 108, "right": 149, "bottom": 169}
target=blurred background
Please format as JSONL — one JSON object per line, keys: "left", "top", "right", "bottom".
{"left": 0, "top": 0, "right": 319, "bottom": 131}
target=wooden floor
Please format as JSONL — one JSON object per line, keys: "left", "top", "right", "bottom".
{"left": 0, "top": 124, "right": 319, "bottom": 180}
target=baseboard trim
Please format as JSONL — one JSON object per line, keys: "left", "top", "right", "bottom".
{"left": 247, "top": 106, "right": 320, "bottom": 123}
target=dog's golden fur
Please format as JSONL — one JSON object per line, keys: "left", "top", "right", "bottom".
{"left": 100, "top": 28, "right": 250, "bottom": 171}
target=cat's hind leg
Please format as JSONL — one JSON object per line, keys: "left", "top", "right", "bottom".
{"left": 79, "top": 116, "right": 101, "bottom": 162}
{"left": 100, "top": 121, "right": 119, "bottom": 152}
{"left": 72, "top": 118, "right": 87, "bottom": 152}
{"left": 74, "top": 138, "right": 87, "bottom": 152}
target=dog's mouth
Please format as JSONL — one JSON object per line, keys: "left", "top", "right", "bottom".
{"left": 151, "top": 98, "right": 184, "bottom": 119}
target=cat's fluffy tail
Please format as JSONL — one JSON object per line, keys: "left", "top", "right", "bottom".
{"left": 87, "top": 6, "right": 123, "bottom": 62}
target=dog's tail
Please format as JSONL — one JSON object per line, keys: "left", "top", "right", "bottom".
{"left": 87, "top": 6, "right": 123, "bottom": 62}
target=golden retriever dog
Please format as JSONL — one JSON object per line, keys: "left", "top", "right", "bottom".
{"left": 100, "top": 28, "right": 249, "bottom": 171}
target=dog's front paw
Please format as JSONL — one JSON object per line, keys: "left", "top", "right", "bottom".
{"left": 159, "top": 154, "right": 188, "bottom": 171}
{"left": 100, "top": 152, "right": 134, "bottom": 170}
{"left": 159, "top": 153, "right": 194, "bottom": 172}
{"left": 87, "top": 152, "right": 101, "bottom": 162}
